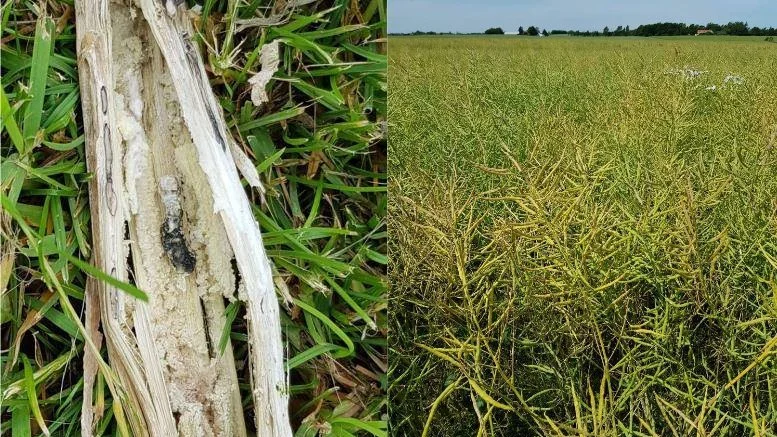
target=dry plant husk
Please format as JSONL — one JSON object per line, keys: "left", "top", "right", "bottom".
{"left": 75, "top": 0, "right": 289, "bottom": 435}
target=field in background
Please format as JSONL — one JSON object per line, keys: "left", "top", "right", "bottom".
{"left": 1, "top": 1, "right": 386, "bottom": 435}
{"left": 389, "top": 36, "right": 777, "bottom": 435}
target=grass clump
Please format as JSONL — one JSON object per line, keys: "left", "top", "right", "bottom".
{"left": 1, "top": 0, "right": 386, "bottom": 435}
{"left": 389, "top": 36, "right": 777, "bottom": 436}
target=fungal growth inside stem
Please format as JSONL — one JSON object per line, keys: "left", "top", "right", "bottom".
{"left": 159, "top": 176, "right": 196, "bottom": 273}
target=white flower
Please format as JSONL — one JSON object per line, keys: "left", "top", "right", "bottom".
{"left": 723, "top": 74, "right": 744, "bottom": 85}
{"left": 665, "top": 66, "right": 707, "bottom": 80}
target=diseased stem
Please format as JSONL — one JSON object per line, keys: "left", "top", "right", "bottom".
{"left": 76, "top": 0, "right": 291, "bottom": 435}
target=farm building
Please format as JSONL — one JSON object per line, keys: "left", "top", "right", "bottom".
{"left": 696, "top": 29, "right": 714, "bottom": 35}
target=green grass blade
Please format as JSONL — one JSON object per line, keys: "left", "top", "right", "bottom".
{"left": 287, "top": 343, "right": 345, "bottom": 370}
{"left": 11, "top": 402, "right": 32, "bottom": 437}
{"left": 1, "top": 87, "right": 24, "bottom": 153}
{"left": 22, "top": 356, "right": 51, "bottom": 436}
{"left": 64, "top": 254, "right": 148, "bottom": 302}
{"left": 22, "top": 15, "right": 54, "bottom": 149}
{"left": 238, "top": 106, "right": 306, "bottom": 132}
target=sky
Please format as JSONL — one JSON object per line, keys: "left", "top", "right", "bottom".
{"left": 388, "top": 0, "right": 777, "bottom": 33}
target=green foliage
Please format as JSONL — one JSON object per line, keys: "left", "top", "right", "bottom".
{"left": 1, "top": 0, "right": 386, "bottom": 435}
{"left": 566, "top": 21, "right": 777, "bottom": 37}
{"left": 389, "top": 36, "right": 777, "bottom": 436}
{"left": 484, "top": 27, "right": 504, "bottom": 35}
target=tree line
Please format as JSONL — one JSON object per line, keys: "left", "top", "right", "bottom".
{"left": 390, "top": 21, "right": 777, "bottom": 37}
{"left": 571, "top": 21, "right": 777, "bottom": 36}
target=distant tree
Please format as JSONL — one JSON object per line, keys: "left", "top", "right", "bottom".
{"left": 518, "top": 26, "right": 525, "bottom": 35}
{"left": 633, "top": 22, "right": 690, "bottom": 37}
{"left": 485, "top": 27, "right": 505, "bottom": 35}
{"left": 527, "top": 26, "right": 539, "bottom": 36}
{"left": 550, "top": 29, "right": 567, "bottom": 35}
{"left": 542, "top": 29, "right": 549, "bottom": 36}
{"left": 724, "top": 21, "right": 749, "bottom": 35}
{"left": 559, "top": 20, "right": 769, "bottom": 38}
